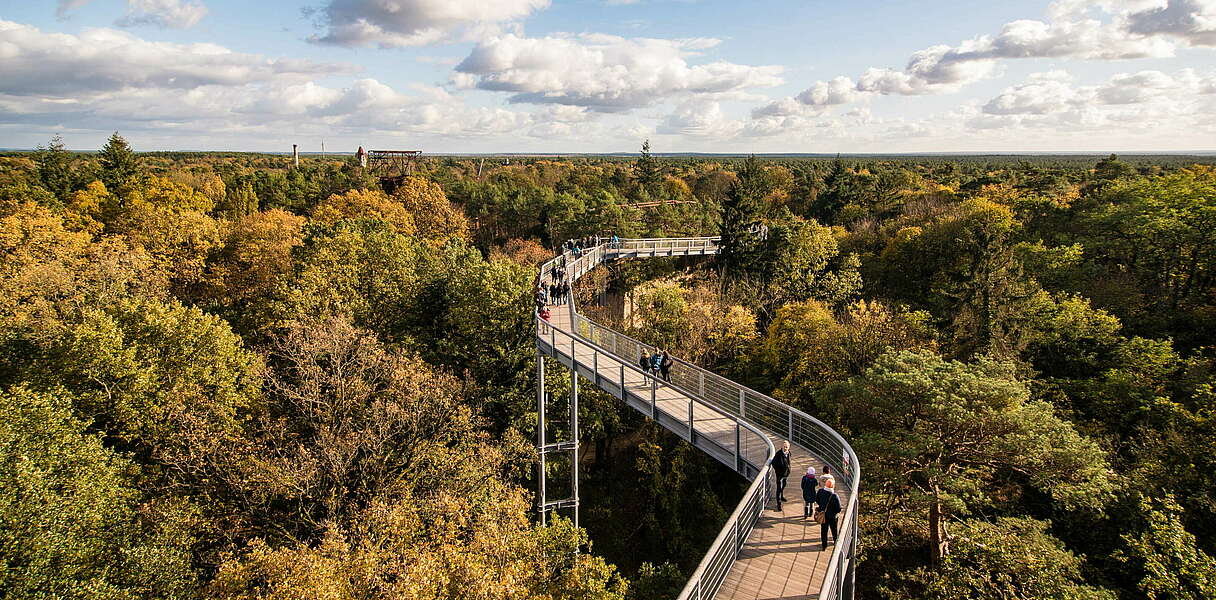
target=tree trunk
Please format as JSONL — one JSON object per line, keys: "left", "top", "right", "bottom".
{"left": 929, "top": 498, "right": 948, "bottom": 564}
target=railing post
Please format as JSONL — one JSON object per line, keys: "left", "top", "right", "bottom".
{"left": 688, "top": 398, "right": 695, "bottom": 443}
{"left": 593, "top": 350, "right": 599, "bottom": 386}
{"left": 699, "top": 371, "right": 705, "bottom": 398}
{"left": 651, "top": 376, "right": 657, "bottom": 419}
{"left": 788, "top": 410, "right": 794, "bottom": 444}
{"left": 734, "top": 419, "right": 741, "bottom": 473}
{"left": 619, "top": 364, "right": 625, "bottom": 399}
{"left": 738, "top": 388, "right": 745, "bottom": 418}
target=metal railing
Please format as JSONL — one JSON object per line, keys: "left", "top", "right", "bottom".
{"left": 535, "top": 237, "right": 859, "bottom": 600}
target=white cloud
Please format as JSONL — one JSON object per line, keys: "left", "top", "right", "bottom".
{"left": 1126, "top": 0, "right": 1216, "bottom": 47}
{"left": 982, "top": 71, "right": 1080, "bottom": 115}
{"left": 455, "top": 33, "right": 783, "bottom": 111}
{"left": 658, "top": 100, "right": 743, "bottom": 137}
{"left": 971, "top": 67, "right": 1216, "bottom": 135}
{"left": 0, "top": 20, "right": 537, "bottom": 141}
{"left": 118, "top": 0, "right": 208, "bottom": 29}
{"left": 0, "top": 20, "right": 355, "bottom": 97}
{"left": 310, "top": 0, "right": 550, "bottom": 48}
{"left": 763, "top": 0, "right": 1192, "bottom": 117}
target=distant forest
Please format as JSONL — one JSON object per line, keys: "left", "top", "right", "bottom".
{"left": 2, "top": 134, "right": 1214, "bottom": 600}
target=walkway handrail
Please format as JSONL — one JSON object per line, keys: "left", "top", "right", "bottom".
{"left": 535, "top": 236, "right": 859, "bottom": 600}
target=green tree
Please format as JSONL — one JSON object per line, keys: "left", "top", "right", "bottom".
{"left": 822, "top": 351, "right": 1112, "bottom": 563}
{"left": 97, "top": 132, "right": 142, "bottom": 196}
{"left": 1092, "top": 153, "right": 1137, "bottom": 183}
{"left": 34, "top": 134, "right": 78, "bottom": 204}
{"left": 634, "top": 139, "right": 661, "bottom": 196}
{"left": 220, "top": 179, "right": 258, "bottom": 218}
{"left": 1078, "top": 167, "right": 1216, "bottom": 337}
{"left": 718, "top": 156, "right": 769, "bottom": 278}
{"left": 15, "top": 298, "right": 263, "bottom": 490}
{"left": 809, "top": 157, "right": 853, "bottom": 224}
{"left": 918, "top": 517, "right": 1113, "bottom": 600}
{"left": 0, "top": 386, "right": 196, "bottom": 599}
{"left": 1118, "top": 495, "right": 1216, "bottom": 600}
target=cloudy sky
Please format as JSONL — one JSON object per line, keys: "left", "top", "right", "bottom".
{"left": 2, "top": 0, "right": 1216, "bottom": 153}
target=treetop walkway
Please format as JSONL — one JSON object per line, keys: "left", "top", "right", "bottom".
{"left": 534, "top": 237, "right": 859, "bottom": 600}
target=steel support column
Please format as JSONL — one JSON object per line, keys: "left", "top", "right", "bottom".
{"left": 537, "top": 352, "right": 547, "bottom": 526}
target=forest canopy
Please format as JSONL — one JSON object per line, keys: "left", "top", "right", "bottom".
{"left": 1, "top": 137, "right": 1215, "bottom": 599}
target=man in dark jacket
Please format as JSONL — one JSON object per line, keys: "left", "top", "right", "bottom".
{"left": 660, "top": 351, "right": 673, "bottom": 382}
{"left": 639, "top": 350, "right": 651, "bottom": 374}
{"left": 800, "top": 466, "right": 818, "bottom": 518}
{"left": 772, "top": 440, "right": 791, "bottom": 510}
{"left": 815, "top": 479, "right": 841, "bottom": 548}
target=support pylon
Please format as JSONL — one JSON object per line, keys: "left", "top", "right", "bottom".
{"left": 535, "top": 351, "right": 579, "bottom": 528}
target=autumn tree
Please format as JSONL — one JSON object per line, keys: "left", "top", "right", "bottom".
{"left": 392, "top": 175, "right": 470, "bottom": 245}
{"left": 312, "top": 188, "right": 415, "bottom": 233}
{"left": 751, "top": 299, "right": 935, "bottom": 398}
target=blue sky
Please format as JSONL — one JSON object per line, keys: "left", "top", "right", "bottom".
{"left": 2, "top": 0, "right": 1215, "bottom": 152}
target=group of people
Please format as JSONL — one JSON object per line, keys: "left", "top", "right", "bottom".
{"left": 772, "top": 440, "right": 843, "bottom": 549}
{"left": 560, "top": 233, "right": 623, "bottom": 257}
{"left": 536, "top": 263, "right": 571, "bottom": 316}
{"left": 562, "top": 236, "right": 598, "bottom": 257}
{"left": 543, "top": 280, "right": 570, "bottom": 306}
{"left": 638, "top": 348, "right": 674, "bottom": 382}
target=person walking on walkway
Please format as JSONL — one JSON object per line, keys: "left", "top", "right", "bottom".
{"left": 818, "top": 465, "right": 835, "bottom": 490}
{"left": 539, "top": 307, "right": 551, "bottom": 322}
{"left": 650, "top": 351, "right": 663, "bottom": 376}
{"left": 561, "top": 281, "right": 571, "bottom": 304}
{"left": 639, "top": 350, "right": 651, "bottom": 375}
{"left": 815, "top": 479, "right": 841, "bottom": 548}
{"left": 801, "top": 466, "right": 819, "bottom": 518}
{"left": 660, "top": 350, "right": 673, "bottom": 382}
{"left": 773, "top": 440, "right": 792, "bottom": 510}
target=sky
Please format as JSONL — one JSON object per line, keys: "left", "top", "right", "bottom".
{"left": 1, "top": 0, "right": 1215, "bottom": 153}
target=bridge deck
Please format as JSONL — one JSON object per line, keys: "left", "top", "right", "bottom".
{"left": 544, "top": 302, "right": 847, "bottom": 600}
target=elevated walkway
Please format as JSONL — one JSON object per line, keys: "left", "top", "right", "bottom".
{"left": 535, "top": 238, "right": 858, "bottom": 600}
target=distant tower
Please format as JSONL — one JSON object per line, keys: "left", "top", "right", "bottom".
{"left": 292, "top": 144, "right": 299, "bottom": 168}
{"left": 356, "top": 146, "right": 367, "bottom": 169}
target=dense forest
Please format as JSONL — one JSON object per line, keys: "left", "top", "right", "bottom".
{"left": 2, "top": 133, "right": 1215, "bottom": 600}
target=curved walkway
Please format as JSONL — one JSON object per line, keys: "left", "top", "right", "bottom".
{"left": 536, "top": 238, "right": 858, "bottom": 600}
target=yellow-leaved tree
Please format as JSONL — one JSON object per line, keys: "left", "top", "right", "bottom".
{"left": 392, "top": 176, "right": 470, "bottom": 245}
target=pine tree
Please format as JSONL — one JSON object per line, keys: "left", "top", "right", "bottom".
{"left": 719, "top": 155, "right": 769, "bottom": 278}
{"left": 634, "top": 139, "right": 661, "bottom": 195}
{"left": 34, "top": 134, "right": 77, "bottom": 204}
{"left": 810, "top": 156, "right": 851, "bottom": 224}
{"left": 97, "top": 131, "right": 141, "bottom": 196}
